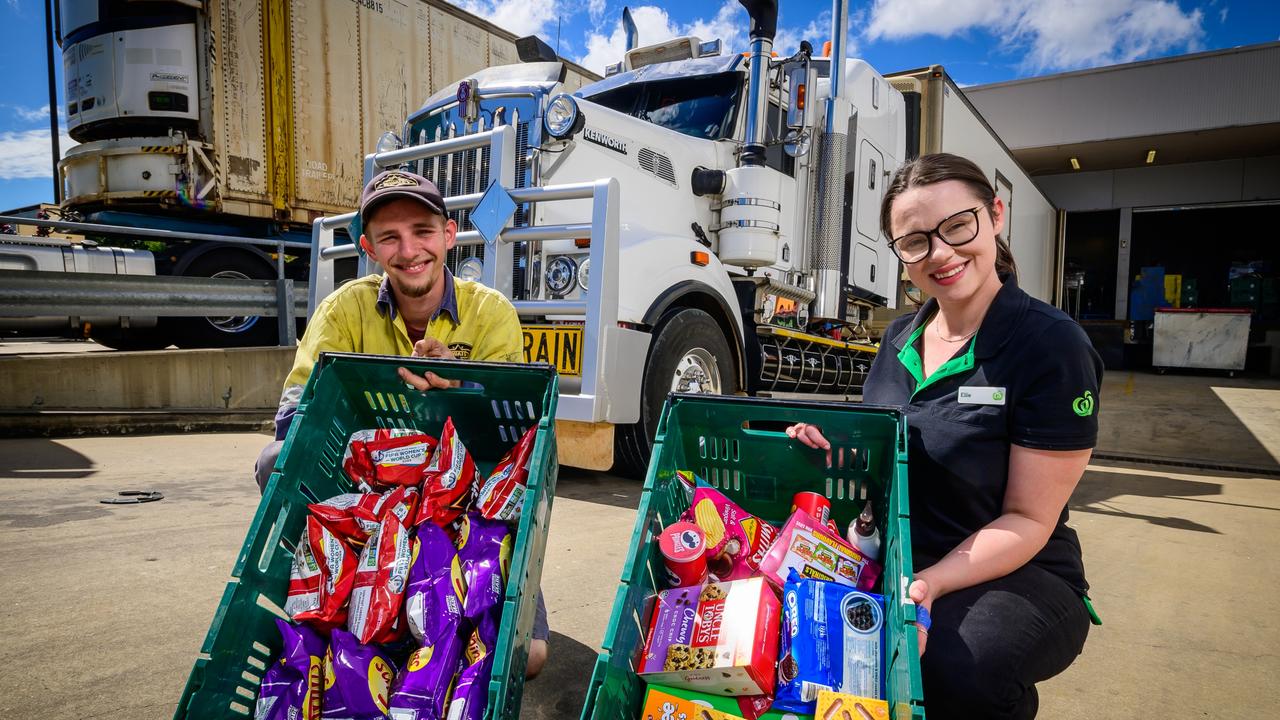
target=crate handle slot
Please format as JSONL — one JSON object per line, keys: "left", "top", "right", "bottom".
{"left": 254, "top": 499, "right": 288, "bottom": 571}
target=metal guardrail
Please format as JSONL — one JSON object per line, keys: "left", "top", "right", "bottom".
{"left": 0, "top": 270, "right": 306, "bottom": 345}
{"left": 0, "top": 215, "right": 312, "bottom": 345}
{"left": 310, "top": 125, "right": 624, "bottom": 423}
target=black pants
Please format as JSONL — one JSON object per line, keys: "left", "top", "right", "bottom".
{"left": 921, "top": 562, "right": 1090, "bottom": 720}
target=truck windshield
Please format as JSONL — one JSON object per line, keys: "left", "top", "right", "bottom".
{"left": 583, "top": 72, "right": 741, "bottom": 141}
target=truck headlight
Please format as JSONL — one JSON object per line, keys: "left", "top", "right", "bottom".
{"left": 577, "top": 257, "right": 590, "bottom": 291}
{"left": 545, "top": 256, "right": 577, "bottom": 297}
{"left": 544, "top": 94, "right": 583, "bottom": 139}
{"left": 457, "top": 257, "right": 483, "bottom": 282}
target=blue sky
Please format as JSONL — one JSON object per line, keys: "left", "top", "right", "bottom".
{"left": 2, "top": 0, "right": 1278, "bottom": 212}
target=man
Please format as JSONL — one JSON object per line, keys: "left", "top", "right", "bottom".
{"left": 254, "top": 169, "right": 548, "bottom": 678}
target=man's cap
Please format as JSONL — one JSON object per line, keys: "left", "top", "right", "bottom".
{"left": 360, "top": 170, "right": 447, "bottom": 224}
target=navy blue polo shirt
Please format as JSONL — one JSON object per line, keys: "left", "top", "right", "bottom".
{"left": 864, "top": 275, "right": 1102, "bottom": 593}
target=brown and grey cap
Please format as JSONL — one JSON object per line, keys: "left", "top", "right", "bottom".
{"left": 359, "top": 170, "right": 447, "bottom": 223}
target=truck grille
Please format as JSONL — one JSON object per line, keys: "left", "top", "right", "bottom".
{"left": 413, "top": 103, "right": 535, "bottom": 299}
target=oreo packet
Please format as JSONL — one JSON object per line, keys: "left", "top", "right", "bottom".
{"left": 775, "top": 570, "right": 886, "bottom": 712}
{"left": 454, "top": 513, "right": 513, "bottom": 621}
{"left": 323, "top": 628, "right": 395, "bottom": 720}
{"left": 403, "top": 522, "right": 467, "bottom": 645}
{"left": 255, "top": 619, "right": 326, "bottom": 720}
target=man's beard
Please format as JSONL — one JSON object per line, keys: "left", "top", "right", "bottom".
{"left": 390, "top": 272, "right": 435, "bottom": 298}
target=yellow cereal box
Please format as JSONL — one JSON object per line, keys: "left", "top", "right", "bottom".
{"left": 815, "top": 690, "right": 888, "bottom": 720}
{"left": 640, "top": 686, "right": 745, "bottom": 720}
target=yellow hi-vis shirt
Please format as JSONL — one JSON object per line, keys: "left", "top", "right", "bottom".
{"left": 275, "top": 270, "right": 522, "bottom": 432}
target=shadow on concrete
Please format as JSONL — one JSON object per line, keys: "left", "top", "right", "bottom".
{"left": 0, "top": 438, "right": 97, "bottom": 479}
{"left": 555, "top": 467, "right": 641, "bottom": 511}
{"left": 1070, "top": 468, "right": 1224, "bottom": 534}
{"left": 1097, "top": 372, "right": 1280, "bottom": 473}
{"left": 520, "top": 631, "right": 600, "bottom": 718}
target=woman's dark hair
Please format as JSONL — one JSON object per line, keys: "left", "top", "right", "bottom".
{"left": 879, "top": 152, "right": 1017, "bottom": 278}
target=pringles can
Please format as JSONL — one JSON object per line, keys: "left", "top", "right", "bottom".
{"left": 791, "top": 491, "right": 832, "bottom": 526}
{"left": 658, "top": 521, "right": 708, "bottom": 587}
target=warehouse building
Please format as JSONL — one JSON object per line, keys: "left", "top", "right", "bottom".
{"left": 966, "top": 41, "right": 1280, "bottom": 373}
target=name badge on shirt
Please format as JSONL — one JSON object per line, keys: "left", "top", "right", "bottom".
{"left": 958, "top": 386, "right": 1006, "bottom": 405}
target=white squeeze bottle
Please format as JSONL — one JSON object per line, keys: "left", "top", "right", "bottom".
{"left": 848, "top": 500, "right": 882, "bottom": 561}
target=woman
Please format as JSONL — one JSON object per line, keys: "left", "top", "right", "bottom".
{"left": 788, "top": 153, "right": 1101, "bottom": 719}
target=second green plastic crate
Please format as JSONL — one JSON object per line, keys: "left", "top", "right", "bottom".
{"left": 580, "top": 393, "right": 925, "bottom": 720}
{"left": 174, "top": 353, "right": 559, "bottom": 720}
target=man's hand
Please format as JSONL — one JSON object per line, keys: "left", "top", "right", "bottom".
{"left": 402, "top": 337, "right": 459, "bottom": 390}
{"left": 785, "top": 422, "right": 833, "bottom": 467}
{"left": 398, "top": 366, "right": 458, "bottom": 391}
{"left": 412, "top": 337, "right": 455, "bottom": 359}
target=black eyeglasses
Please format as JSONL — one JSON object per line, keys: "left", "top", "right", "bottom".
{"left": 888, "top": 206, "right": 985, "bottom": 264}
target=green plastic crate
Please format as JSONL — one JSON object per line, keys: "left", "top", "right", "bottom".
{"left": 174, "top": 352, "right": 559, "bottom": 720}
{"left": 579, "top": 394, "right": 925, "bottom": 720}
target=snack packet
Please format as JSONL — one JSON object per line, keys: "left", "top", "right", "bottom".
{"left": 414, "top": 417, "right": 478, "bottom": 528}
{"left": 347, "top": 512, "right": 413, "bottom": 644}
{"left": 286, "top": 516, "right": 358, "bottom": 629}
{"left": 680, "top": 478, "right": 779, "bottom": 581}
{"left": 342, "top": 428, "right": 436, "bottom": 491}
{"left": 309, "top": 487, "right": 419, "bottom": 547}
{"left": 322, "top": 628, "right": 395, "bottom": 720}
{"left": 387, "top": 625, "right": 468, "bottom": 720}
{"left": 760, "top": 509, "right": 881, "bottom": 592}
{"left": 815, "top": 690, "right": 889, "bottom": 720}
{"left": 446, "top": 610, "right": 500, "bottom": 720}
{"left": 775, "top": 570, "right": 886, "bottom": 712}
{"left": 454, "top": 513, "right": 513, "bottom": 621}
{"left": 639, "top": 685, "right": 800, "bottom": 720}
{"left": 403, "top": 522, "right": 467, "bottom": 645}
{"left": 255, "top": 619, "right": 326, "bottom": 720}
{"left": 639, "top": 578, "right": 781, "bottom": 696}
{"left": 474, "top": 426, "right": 537, "bottom": 521}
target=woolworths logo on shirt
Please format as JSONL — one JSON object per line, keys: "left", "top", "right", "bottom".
{"left": 1072, "top": 391, "right": 1095, "bottom": 417}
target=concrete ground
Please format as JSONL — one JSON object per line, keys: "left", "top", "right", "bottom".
{"left": 1, "top": 371, "right": 1278, "bottom": 718}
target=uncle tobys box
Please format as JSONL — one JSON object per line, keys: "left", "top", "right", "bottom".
{"left": 638, "top": 577, "right": 781, "bottom": 696}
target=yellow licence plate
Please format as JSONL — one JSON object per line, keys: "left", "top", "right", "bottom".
{"left": 522, "top": 325, "right": 583, "bottom": 376}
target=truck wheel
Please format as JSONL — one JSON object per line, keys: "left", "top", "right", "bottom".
{"left": 614, "top": 308, "right": 738, "bottom": 479}
{"left": 172, "top": 252, "right": 282, "bottom": 348}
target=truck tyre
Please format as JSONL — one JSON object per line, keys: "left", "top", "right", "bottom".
{"left": 172, "top": 251, "right": 282, "bottom": 348}
{"left": 88, "top": 324, "right": 173, "bottom": 351}
{"left": 614, "top": 308, "right": 738, "bottom": 479}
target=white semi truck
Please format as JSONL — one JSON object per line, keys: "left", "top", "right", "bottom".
{"left": 310, "top": 0, "right": 1061, "bottom": 475}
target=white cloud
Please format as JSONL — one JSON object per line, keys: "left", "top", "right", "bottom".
{"left": 1219, "top": 7, "right": 1228, "bottom": 23}
{"left": 458, "top": 0, "right": 561, "bottom": 39}
{"left": 864, "top": 0, "right": 1204, "bottom": 71}
{"left": 588, "top": 0, "right": 606, "bottom": 24}
{"left": 575, "top": 1, "right": 836, "bottom": 75}
{"left": 13, "top": 104, "right": 51, "bottom": 123}
{"left": 0, "top": 129, "right": 77, "bottom": 180}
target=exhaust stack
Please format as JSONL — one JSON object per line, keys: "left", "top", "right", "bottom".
{"left": 623, "top": 7, "right": 639, "bottom": 51}
{"left": 716, "top": 0, "right": 783, "bottom": 269}
{"left": 811, "top": 0, "right": 851, "bottom": 321}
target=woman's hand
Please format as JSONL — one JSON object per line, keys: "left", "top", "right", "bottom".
{"left": 785, "top": 422, "right": 833, "bottom": 466}
{"left": 910, "top": 576, "right": 936, "bottom": 656}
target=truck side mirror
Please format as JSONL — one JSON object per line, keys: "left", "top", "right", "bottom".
{"left": 784, "top": 62, "right": 817, "bottom": 157}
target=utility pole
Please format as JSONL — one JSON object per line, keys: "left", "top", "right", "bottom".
{"left": 44, "top": 0, "right": 62, "bottom": 203}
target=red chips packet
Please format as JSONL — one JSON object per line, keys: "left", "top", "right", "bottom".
{"left": 309, "top": 487, "right": 420, "bottom": 547}
{"left": 342, "top": 428, "right": 437, "bottom": 491}
{"left": 413, "top": 417, "right": 478, "bottom": 528}
{"left": 347, "top": 513, "right": 414, "bottom": 644}
{"left": 285, "top": 516, "right": 357, "bottom": 629}
{"left": 474, "top": 426, "right": 537, "bottom": 521}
